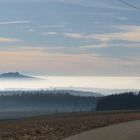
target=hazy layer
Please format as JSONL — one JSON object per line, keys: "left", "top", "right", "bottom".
{"left": 0, "top": 76, "right": 139, "bottom": 91}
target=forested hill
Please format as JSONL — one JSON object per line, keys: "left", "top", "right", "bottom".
{"left": 97, "top": 92, "right": 140, "bottom": 111}
{"left": 0, "top": 72, "right": 39, "bottom": 80}
{"left": 0, "top": 91, "right": 97, "bottom": 113}
{"left": 1, "top": 90, "right": 140, "bottom": 113}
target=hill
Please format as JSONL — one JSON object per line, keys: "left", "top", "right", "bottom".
{"left": 53, "top": 89, "right": 102, "bottom": 97}
{"left": 0, "top": 72, "right": 39, "bottom": 80}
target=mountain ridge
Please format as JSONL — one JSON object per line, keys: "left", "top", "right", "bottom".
{"left": 0, "top": 72, "right": 38, "bottom": 80}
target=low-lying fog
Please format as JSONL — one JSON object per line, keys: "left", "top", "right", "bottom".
{"left": 0, "top": 76, "right": 140, "bottom": 93}
{"left": 0, "top": 76, "right": 139, "bottom": 119}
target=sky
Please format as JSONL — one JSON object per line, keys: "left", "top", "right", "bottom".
{"left": 0, "top": 0, "right": 140, "bottom": 76}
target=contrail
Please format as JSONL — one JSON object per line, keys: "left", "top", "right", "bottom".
{"left": 117, "top": 0, "right": 140, "bottom": 11}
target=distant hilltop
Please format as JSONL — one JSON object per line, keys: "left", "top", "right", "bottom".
{"left": 0, "top": 72, "right": 39, "bottom": 80}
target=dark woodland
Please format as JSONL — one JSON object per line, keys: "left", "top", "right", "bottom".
{"left": 97, "top": 92, "right": 140, "bottom": 111}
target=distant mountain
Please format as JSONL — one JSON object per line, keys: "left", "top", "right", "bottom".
{"left": 0, "top": 72, "right": 39, "bottom": 80}
{"left": 50, "top": 89, "right": 102, "bottom": 97}
{"left": 55, "top": 87, "right": 139, "bottom": 95}
{"left": 66, "top": 90, "right": 102, "bottom": 97}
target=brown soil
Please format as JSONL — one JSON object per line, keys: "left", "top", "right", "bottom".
{"left": 0, "top": 111, "right": 140, "bottom": 140}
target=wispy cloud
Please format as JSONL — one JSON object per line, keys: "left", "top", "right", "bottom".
{"left": 91, "top": 26, "right": 140, "bottom": 42}
{"left": 51, "top": 0, "right": 133, "bottom": 11}
{"left": 0, "top": 21, "right": 32, "bottom": 25}
{"left": 63, "top": 33, "right": 84, "bottom": 39}
{"left": 41, "top": 32, "right": 84, "bottom": 38}
{"left": 116, "top": 16, "right": 128, "bottom": 21}
{"left": 80, "top": 44, "right": 108, "bottom": 49}
{"left": 42, "top": 32, "right": 58, "bottom": 35}
{"left": 42, "top": 32, "right": 85, "bottom": 39}
{"left": 42, "top": 25, "right": 140, "bottom": 43}
{"left": 39, "top": 24, "right": 65, "bottom": 28}
{"left": 0, "top": 47, "right": 139, "bottom": 76}
{"left": 66, "top": 29, "right": 140, "bottom": 43}
{"left": 28, "top": 29, "right": 37, "bottom": 32}
{"left": 0, "top": 37, "right": 22, "bottom": 43}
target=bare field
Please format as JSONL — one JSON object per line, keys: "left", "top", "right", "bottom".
{"left": 0, "top": 111, "right": 140, "bottom": 140}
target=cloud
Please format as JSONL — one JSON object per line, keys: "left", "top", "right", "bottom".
{"left": 51, "top": 0, "right": 130, "bottom": 10}
{"left": 0, "top": 21, "right": 32, "bottom": 25}
{"left": 42, "top": 25, "right": 140, "bottom": 43}
{"left": 42, "top": 32, "right": 84, "bottom": 39}
{"left": 80, "top": 44, "right": 108, "bottom": 49}
{"left": 63, "top": 33, "right": 84, "bottom": 39}
{"left": 40, "top": 25, "right": 140, "bottom": 59}
{"left": 28, "top": 29, "right": 37, "bottom": 32}
{"left": 32, "top": 24, "right": 66, "bottom": 33}
{"left": 39, "top": 24, "right": 65, "bottom": 28}
{"left": 93, "top": 26, "right": 140, "bottom": 42}
{"left": 0, "top": 37, "right": 22, "bottom": 43}
{"left": 116, "top": 16, "right": 128, "bottom": 21}
{"left": 42, "top": 32, "right": 58, "bottom": 35}
{"left": 0, "top": 48, "right": 139, "bottom": 76}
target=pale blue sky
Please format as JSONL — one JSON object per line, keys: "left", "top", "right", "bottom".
{"left": 0, "top": 0, "right": 140, "bottom": 76}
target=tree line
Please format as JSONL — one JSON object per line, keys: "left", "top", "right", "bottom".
{"left": 97, "top": 92, "right": 140, "bottom": 111}
{"left": 0, "top": 90, "right": 140, "bottom": 113}
{"left": 0, "top": 90, "right": 97, "bottom": 113}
